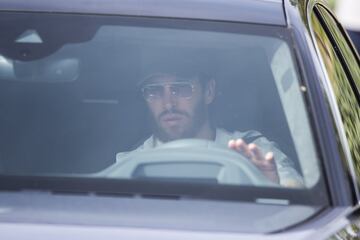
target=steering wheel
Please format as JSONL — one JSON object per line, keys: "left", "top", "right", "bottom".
{"left": 101, "top": 139, "right": 275, "bottom": 186}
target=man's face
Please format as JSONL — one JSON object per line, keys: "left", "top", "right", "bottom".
{"left": 142, "top": 74, "right": 212, "bottom": 142}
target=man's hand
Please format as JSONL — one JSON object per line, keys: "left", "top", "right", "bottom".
{"left": 228, "top": 139, "right": 280, "bottom": 184}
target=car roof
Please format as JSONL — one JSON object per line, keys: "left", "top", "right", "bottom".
{"left": 0, "top": 0, "right": 286, "bottom": 26}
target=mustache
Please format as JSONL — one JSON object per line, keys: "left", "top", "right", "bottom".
{"left": 159, "top": 109, "right": 189, "bottom": 118}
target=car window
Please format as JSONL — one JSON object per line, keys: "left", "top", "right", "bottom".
{"left": 0, "top": 12, "right": 326, "bottom": 204}
{"left": 310, "top": 6, "right": 360, "bottom": 184}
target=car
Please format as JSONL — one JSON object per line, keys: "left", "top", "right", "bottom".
{"left": 0, "top": 0, "right": 359, "bottom": 239}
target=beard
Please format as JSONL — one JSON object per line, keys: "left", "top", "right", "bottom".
{"left": 150, "top": 101, "right": 208, "bottom": 143}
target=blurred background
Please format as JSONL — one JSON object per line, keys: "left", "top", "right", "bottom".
{"left": 328, "top": 0, "right": 360, "bottom": 53}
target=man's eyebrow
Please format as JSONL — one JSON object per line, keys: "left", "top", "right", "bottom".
{"left": 143, "top": 83, "right": 163, "bottom": 87}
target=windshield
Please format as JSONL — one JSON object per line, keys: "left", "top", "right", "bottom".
{"left": 0, "top": 12, "right": 326, "bottom": 205}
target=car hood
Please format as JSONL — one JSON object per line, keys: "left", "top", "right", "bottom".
{"left": 0, "top": 191, "right": 324, "bottom": 235}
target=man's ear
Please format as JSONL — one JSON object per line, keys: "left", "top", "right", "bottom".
{"left": 204, "top": 79, "right": 216, "bottom": 104}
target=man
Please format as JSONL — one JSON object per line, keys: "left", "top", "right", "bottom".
{"left": 116, "top": 70, "right": 303, "bottom": 187}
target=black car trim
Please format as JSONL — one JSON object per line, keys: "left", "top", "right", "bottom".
{"left": 0, "top": 175, "right": 329, "bottom": 206}
{"left": 0, "top": 0, "right": 286, "bottom": 26}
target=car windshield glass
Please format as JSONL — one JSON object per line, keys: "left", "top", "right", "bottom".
{"left": 0, "top": 12, "right": 326, "bottom": 205}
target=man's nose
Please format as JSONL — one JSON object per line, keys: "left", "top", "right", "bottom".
{"left": 162, "top": 87, "right": 177, "bottom": 110}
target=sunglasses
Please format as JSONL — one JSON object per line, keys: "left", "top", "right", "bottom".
{"left": 141, "top": 82, "right": 195, "bottom": 102}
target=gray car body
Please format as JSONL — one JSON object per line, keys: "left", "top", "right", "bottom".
{"left": 0, "top": 0, "right": 358, "bottom": 239}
